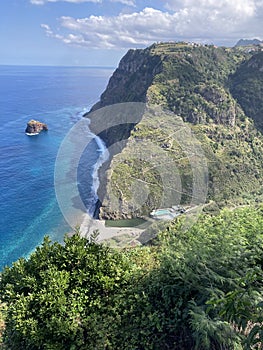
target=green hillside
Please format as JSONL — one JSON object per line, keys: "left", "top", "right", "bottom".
{"left": 94, "top": 42, "right": 263, "bottom": 219}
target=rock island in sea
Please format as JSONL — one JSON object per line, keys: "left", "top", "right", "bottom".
{"left": 25, "top": 120, "right": 48, "bottom": 135}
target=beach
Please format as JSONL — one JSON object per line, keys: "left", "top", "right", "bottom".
{"left": 79, "top": 214, "right": 144, "bottom": 245}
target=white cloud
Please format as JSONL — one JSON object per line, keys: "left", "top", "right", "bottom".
{"left": 110, "top": 0, "right": 135, "bottom": 6}
{"left": 165, "top": 0, "right": 258, "bottom": 24}
{"left": 165, "top": 0, "right": 257, "bottom": 16}
{"left": 42, "top": 8, "right": 172, "bottom": 48}
{"left": 41, "top": 1, "right": 263, "bottom": 49}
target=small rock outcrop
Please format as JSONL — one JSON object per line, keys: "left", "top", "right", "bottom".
{"left": 25, "top": 120, "right": 48, "bottom": 135}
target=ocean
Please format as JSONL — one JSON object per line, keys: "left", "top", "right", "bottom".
{"left": 0, "top": 65, "right": 113, "bottom": 270}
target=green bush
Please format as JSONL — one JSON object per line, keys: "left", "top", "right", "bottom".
{"left": 1, "top": 207, "right": 263, "bottom": 349}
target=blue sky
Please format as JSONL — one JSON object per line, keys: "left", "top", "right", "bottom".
{"left": 1, "top": 0, "right": 263, "bottom": 66}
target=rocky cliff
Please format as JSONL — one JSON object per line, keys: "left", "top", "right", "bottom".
{"left": 229, "top": 51, "right": 263, "bottom": 130}
{"left": 89, "top": 48, "right": 162, "bottom": 113}
{"left": 85, "top": 47, "right": 162, "bottom": 149}
{"left": 87, "top": 42, "right": 263, "bottom": 220}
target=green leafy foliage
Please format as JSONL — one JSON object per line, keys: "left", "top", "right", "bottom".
{"left": 1, "top": 207, "right": 263, "bottom": 349}
{"left": 0, "top": 303, "right": 6, "bottom": 349}
{"left": 128, "top": 205, "right": 263, "bottom": 349}
{"left": 0, "top": 230, "right": 136, "bottom": 349}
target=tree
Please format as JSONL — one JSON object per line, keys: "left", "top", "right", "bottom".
{"left": 0, "top": 230, "right": 134, "bottom": 349}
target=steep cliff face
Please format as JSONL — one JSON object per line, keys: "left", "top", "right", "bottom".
{"left": 89, "top": 48, "right": 162, "bottom": 112}
{"left": 229, "top": 51, "right": 263, "bottom": 130}
{"left": 87, "top": 42, "right": 263, "bottom": 219}
{"left": 85, "top": 47, "right": 161, "bottom": 152}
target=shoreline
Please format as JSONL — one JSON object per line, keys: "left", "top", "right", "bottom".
{"left": 79, "top": 213, "right": 144, "bottom": 245}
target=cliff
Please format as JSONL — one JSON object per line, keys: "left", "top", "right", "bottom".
{"left": 229, "top": 51, "right": 263, "bottom": 130}
{"left": 85, "top": 47, "right": 162, "bottom": 150}
{"left": 87, "top": 42, "right": 263, "bottom": 220}
{"left": 88, "top": 48, "right": 162, "bottom": 113}
{"left": 25, "top": 120, "right": 48, "bottom": 135}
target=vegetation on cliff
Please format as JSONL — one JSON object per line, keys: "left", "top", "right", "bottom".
{"left": 229, "top": 51, "right": 263, "bottom": 131}
{"left": 0, "top": 207, "right": 263, "bottom": 349}
{"left": 94, "top": 42, "right": 263, "bottom": 219}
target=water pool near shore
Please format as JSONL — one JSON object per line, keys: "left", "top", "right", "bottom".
{"left": 105, "top": 218, "right": 149, "bottom": 228}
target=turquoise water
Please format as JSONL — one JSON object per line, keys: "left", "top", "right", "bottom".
{"left": 0, "top": 65, "right": 113, "bottom": 269}
{"left": 153, "top": 209, "right": 172, "bottom": 216}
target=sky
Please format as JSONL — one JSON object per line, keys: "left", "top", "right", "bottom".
{"left": 1, "top": 0, "right": 263, "bottom": 66}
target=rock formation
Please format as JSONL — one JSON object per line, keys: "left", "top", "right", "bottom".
{"left": 25, "top": 120, "right": 48, "bottom": 135}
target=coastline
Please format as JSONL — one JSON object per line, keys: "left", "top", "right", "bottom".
{"left": 82, "top": 127, "right": 144, "bottom": 245}
{"left": 79, "top": 213, "right": 143, "bottom": 245}
{"left": 90, "top": 134, "right": 109, "bottom": 217}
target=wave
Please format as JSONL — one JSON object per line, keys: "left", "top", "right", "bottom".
{"left": 25, "top": 132, "right": 39, "bottom": 136}
{"left": 88, "top": 128, "right": 109, "bottom": 216}
{"left": 93, "top": 135, "right": 109, "bottom": 192}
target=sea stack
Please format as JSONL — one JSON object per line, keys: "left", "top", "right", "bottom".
{"left": 25, "top": 120, "right": 48, "bottom": 135}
